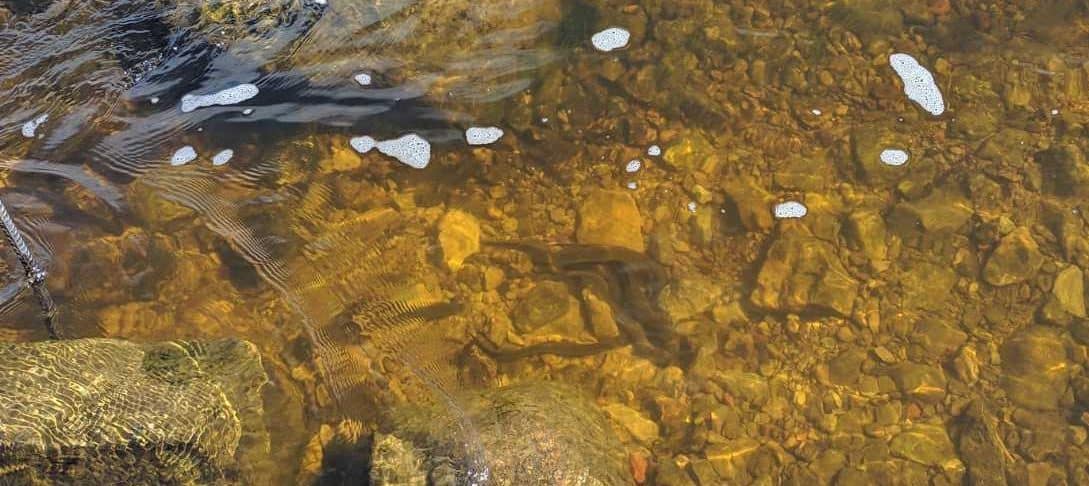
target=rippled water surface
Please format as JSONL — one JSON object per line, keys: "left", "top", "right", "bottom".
{"left": 1, "top": 0, "right": 1089, "bottom": 484}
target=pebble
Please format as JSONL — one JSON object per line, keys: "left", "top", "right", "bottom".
{"left": 211, "top": 149, "right": 234, "bottom": 166}
{"left": 465, "top": 126, "right": 504, "bottom": 146}
{"left": 773, "top": 201, "right": 807, "bottom": 219}
{"left": 591, "top": 27, "right": 630, "bottom": 52}
{"left": 889, "top": 53, "right": 945, "bottom": 116}
{"left": 170, "top": 146, "right": 197, "bottom": 166}
{"left": 879, "top": 148, "right": 909, "bottom": 166}
{"left": 21, "top": 114, "right": 47, "bottom": 138}
{"left": 376, "top": 133, "right": 431, "bottom": 169}
{"left": 180, "top": 83, "right": 259, "bottom": 113}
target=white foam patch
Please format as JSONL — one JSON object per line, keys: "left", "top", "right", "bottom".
{"left": 626, "top": 182, "right": 637, "bottom": 190}
{"left": 625, "top": 159, "right": 641, "bottom": 173}
{"left": 350, "top": 136, "right": 376, "bottom": 154}
{"left": 171, "top": 146, "right": 197, "bottom": 166}
{"left": 647, "top": 145, "right": 661, "bottom": 156}
{"left": 889, "top": 53, "right": 945, "bottom": 116}
{"left": 212, "top": 149, "right": 234, "bottom": 166}
{"left": 376, "top": 133, "right": 431, "bottom": 169}
{"left": 687, "top": 201, "right": 697, "bottom": 213}
{"left": 879, "top": 148, "right": 909, "bottom": 167}
{"left": 354, "top": 73, "right": 372, "bottom": 86}
{"left": 773, "top": 201, "right": 808, "bottom": 219}
{"left": 180, "top": 83, "right": 259, "bottom": 113}
{"left": 150, "top": 97, "right": 160, "bottom": 104}
{"left": 21, "top": 114, "right": 47, "bottom": 138}
{"left": 592, "top": 27, "right": 630, "bottom": 52}
{"left": 242, "top": 108, "right": 254, "bottom": 116}
{"left": 465, "top": 126, "right": 504, "bottom": 146}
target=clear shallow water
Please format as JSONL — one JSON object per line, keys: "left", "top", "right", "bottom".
{"left": 1, "top": 0, "right": 1089, "bottom": 484}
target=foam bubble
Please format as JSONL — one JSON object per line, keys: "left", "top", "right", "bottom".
{"left": 879, "top": 149, "right": 909, "bottom": 167}
{"left": 465, "top": 126, "right": 504, "bottom": 146}
{"left": 242, "top": 108, "right": 254, "bottom": 116}
{"left": 150, "top": 97, "right": 160, "bottom": 104}
{"left": 354, "top": 73, "right": 372, "bottom": 86}
{"left": 180, "top": 83, "right": 259, "bottom": 113}
{"left": 350, "top": 136, "right": 376, "bottom": 154}
{"left": 889, "top": 53, "right": 945, "bottom": 116}
{"left": 626, "top": 182, "right": 637, "bottom": 190}
{"left": 171, "top": 146, "right": 197, "bottom": 166}
{"left": 773, "top": 201, "right": 808, "bottom": 219}
{"left": 21, "top": 114, "right": 47, "bottom": 138}
{"left": 212, "top": 149, "right": 234, "bottom": 166}
{"left": 625, "top": 159, "right": 641, "bottom": 173}
{"left": 811, "top": 108, "right": 822, "bottom": 116}
{"left": 376, "top": 133, "right": 431, "bottom": 169}
{"left": 687, "top": 201, "right": 697, "bottom": 213}
{"left": 591, "top": 27, "right": 630, "bottom": 52}
{"left": 647, "top": 145, "right": 661, "bottom": 156}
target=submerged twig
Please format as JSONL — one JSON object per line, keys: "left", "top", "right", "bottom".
{"left": 0, "top": 198, "right": 59, "bottom": 339}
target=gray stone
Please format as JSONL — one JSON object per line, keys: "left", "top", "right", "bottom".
{"left": 984, "top": 228, "right": 1044, "bottom": 287}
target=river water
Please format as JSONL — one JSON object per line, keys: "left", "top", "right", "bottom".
{"left": 1, "top": 0, "right": 1088, "bottom": 484}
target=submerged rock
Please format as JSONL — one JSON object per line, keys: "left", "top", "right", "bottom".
{"left": 751, "top": 228, "right": 859, "bottom": 317}
{"left": 576, "top": 189, "right": 645, "bottom": 253}
{"left": 0, "top": 338, "right": 269, "bottom": 484}
{"left": 382, "top": 382, "right": 632, "bottom": 485}
{"left": 1000, "top": 327, "right": 1071, "bottom": 410}
{"left": 890, "top": 424, "right": 961, "bottom": 471}
{"left": 1051, "top": 265, "right": 1087, "bottom": 318}
{"left": 983, "top": 228, "right": 1044, "bottom": 287}
{"left": 438, "top": 209, "right": 481, "bottom": 271}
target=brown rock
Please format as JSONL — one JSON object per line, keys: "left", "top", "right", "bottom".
{"left": 576, "top": 189, "right": 645, "bottom": 252}
{"left": 751, "top": 228, "right": 859, "bottom": 316}
{"left": 983, "top": 228, "right": 1044, "bottom": 287}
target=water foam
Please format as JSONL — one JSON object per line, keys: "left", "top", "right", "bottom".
{"left": 773, "top": 201, "right": 808, "bottom": 219}
{"left": 171, "top": 146, "right": 197, "bottom": 166}
{"left": 591, "top": 28, "right": 630, "bottom": 52}
{"left": 354, "top": 73, "right": 372, "bottom": 86}
{"left": 21, "top": 114, "right": 47, "bottom": 138}
{"left": 376, "top": 134, "right": 431, "bottom": 169}
{"left": 180, "top": 83, "right": 259, "bottom": 113}
{"left": 465, "top": 127, "right": 504, "bottom": 146}
{"left": 625, "top": 159, "right": 641, "bottom": 173}
{"left": 349, "top": 136, "right": 376, "bottom": 154}
{"left": 879, "top": 149, "right": 909, "bottom": 167}
{"left": 647, "top": 145, "right": 661, "bottom": 156}
{"left": 889, "top": 54, "right": 945, "bottom": 116}
{"left": 212, "top": 149, "right": 234, "bottom": 166}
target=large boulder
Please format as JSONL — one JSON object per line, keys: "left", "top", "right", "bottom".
{"left": 0, "top": 338, "right": 269, "bottom": 484}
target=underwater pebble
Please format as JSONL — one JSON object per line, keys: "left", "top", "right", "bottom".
{"left": 353, "top": 73, "right": 372, "bottom": 86}
{"left": 376, "top": 133, "right": 431, "bottom": 169}
{"left": 212, "top": 149, "right": 234, "bottom": 166}
{"left": 773, "top": 201, "right": 808, "bottom": 219}
{"left": 879, "top": 149, "right": 909, "bottom": 167}
{"left": 591, "top": 27, "right": 630, "bottom": 52}
{"left": 465, "top": 126, "right": 504, "bottom": 146}
{"left": 349, "top": 136, "right": 376, "bottom": 154}
{"left": 889, "top": 53, "right": 945, "bottom": 116}
{"left": 647, "top": 145, "right": 661, "bottom": 156}
{"left": 21, "top": 114, "right": 47, "bottom": 138}
{"left": 180, "top": 83, "right": 259, "bottom": 113}
{"left": 170, "top": 146, "right": 197, "bottom": 166}
{"left": 625, "top": 159, "right": 641, "bottom": 173}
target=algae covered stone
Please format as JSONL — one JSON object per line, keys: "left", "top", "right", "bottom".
{"left": 576, "top": 189, "right": 645, "bottom": 252}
